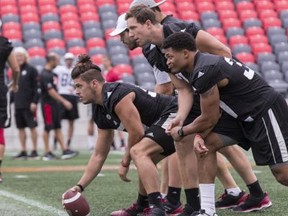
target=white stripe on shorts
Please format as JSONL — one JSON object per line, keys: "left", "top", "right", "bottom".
{"left": 161, "top": 113, "right": 177, "bottom": 130}
{"left": 4, "top": 91, "right": 11, "bottom": 127}
{"left": 266, "top": 108, "right": 288, "bottom": 163}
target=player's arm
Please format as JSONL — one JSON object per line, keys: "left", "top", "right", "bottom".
{"left": 75, "top": 128, "right": 114, "bottom": 191}
{"left": 182, "top": 84, "right": 221, "bottom": 138}
{"left": 167, "top": 74, "right": 193, "bottom": 129}
{"left": 48, "top": 88, "right": 72, "bottom": 110}
{"left": 7, "top": 51, "right": 20, "bottom": 92}
{"left": 155, "top": 82, "right": 174, "bottom": 95}
{"left": 195, "top": 30, "right": 232, "bottom": 58}
{"left": 114, "top": 92, "right": 145, "bottom": 165}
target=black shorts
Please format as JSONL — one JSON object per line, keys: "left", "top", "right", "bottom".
{"left": 60, "top": 95, "right": 79, "bottom": 120}
{"left": 240, "top": 96, "right": 288, "bottom": 166}
{"left": 15, "top": 108, "right": 37, "bottom": 129}
{"left": 41, "top": 102, "right": 61, "bottom": 131}
{"left": 145, "top": 113, "right": 176, "bottom": 156}
{"left": 0, "top": 89, "right": 11, "bottom": 128}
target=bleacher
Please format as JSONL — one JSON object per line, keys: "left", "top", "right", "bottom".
{"left": 1, "top": 0, "right": 288, "bottom": 93}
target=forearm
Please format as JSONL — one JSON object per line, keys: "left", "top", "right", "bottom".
{"left": 77, "top": 153, "right": 107, "bottom": 188}
{"left": 48, "top": 89, "right": 66, "bottom": 104}
{"left": 8, "top": 53, "right": 20, "bottom": 84}
{"left": 176, "top": 89, "right": 193, "bottom": 123}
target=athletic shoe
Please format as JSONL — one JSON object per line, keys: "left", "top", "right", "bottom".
{"left": 110, "top": 203, "right": 145, "bottom": 216}
{"left": 215, "top": 190, "right": 248, "bottom": 209}
{"left": 191, "top": 209, "right": 218, "bottom": 216}
{"left": 232, "top": 192, "right": 272, "bottom": 213}
{"left": 13, "top": 151, "right": 28, "bottom": 159}
{"left": 42, "top": 152, "right": 57, "bottom": 161}
{"left": 61, "top": 149, "right": 79, "bottom": 160}
{"left": 142, "top": 206, "right": 167, "bottom": 216}
{"left": 29, "top": 150, "right": 41, "bottom": 160}
{"left": 177, "top": 203, "right": 196, "bottom": 216}
{"left": 163, "top": 199, "right": 183, "bottom": 215}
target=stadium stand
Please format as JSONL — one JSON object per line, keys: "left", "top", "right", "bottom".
{"left": 0, "top": 0, "right": 288, "bottom": 93}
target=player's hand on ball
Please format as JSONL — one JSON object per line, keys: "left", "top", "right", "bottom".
{"left": 62, "top": 190, "right": 90, "bottom": 216}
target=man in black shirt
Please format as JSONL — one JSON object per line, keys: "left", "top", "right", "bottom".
{"left": 12, "top": 47, "right": 39, "bottom": 159}
{"left": 162, "top": 32, "right": 288, "bottom": 215}
{"left": 0, "top": 35, "right": 20, "bottom": 182}
{"left": 66, "top": 54, "right": 200, "bottom": 216}
{"left": 40, "top": 53, "right": 78, "bottom": 161}
{"left": 126, "top": 4, "right": 270, "bottom": 215}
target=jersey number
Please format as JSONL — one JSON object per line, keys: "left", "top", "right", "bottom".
{"left": 224, "top": 57, "right": 255, "bottom": 80}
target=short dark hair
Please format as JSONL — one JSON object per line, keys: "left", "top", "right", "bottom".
{"left": 71, "top": 54, "right": 104, "bottom": 83}
{"left": 126, "top": 5, "right": 158, "bottom": 25}
{"left": 162, "top": 32, "right": 197, "bottom": 52}
{"left": 46, "top": 52, "right": 58, "bottom": 62}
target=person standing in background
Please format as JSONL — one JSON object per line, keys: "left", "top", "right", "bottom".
{"left": 40, "top": 52, "right": 78, "bottom": 161}
{"left": 54, "top": 53, "right": 79, "bottom": 148}
{"left": 0, "top": 34, "right": 20, "bottom": 182}
{"left": 12, "top": 47, "right": 39, "bottom": 160}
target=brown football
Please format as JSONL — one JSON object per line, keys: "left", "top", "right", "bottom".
{"left": 62, "top": 190, "right": 90, "bottom": 216}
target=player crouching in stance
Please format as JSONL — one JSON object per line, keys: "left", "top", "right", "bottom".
{"left": 65, "top": 54, "right": 200, "bottom": 216}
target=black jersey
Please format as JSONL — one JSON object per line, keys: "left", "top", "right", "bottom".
{"left": 40, "top": 68, "right": 58, "bottom": 104}
{"left": 143, "top": 21, "right": 200, "bottom": 73}
{"left": 14, "top": 63, "right": 39, "bottom": 109}
{"left": 92, "top": 82, "right": 178, "bottom": 130}
{"left": 191, "top": 52, "right": 278, "bottom": 122}
{"left": 0, "top": 36, "right": 13, "bottom": 88}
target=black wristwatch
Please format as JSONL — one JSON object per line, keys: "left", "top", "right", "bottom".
{"left": 177, "top": 127, "right": 185, "bottom": 137}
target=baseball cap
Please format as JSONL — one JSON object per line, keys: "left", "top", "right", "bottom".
{"left": 64, "top": 52, "right": 75, "bottom": 60}
{"left": 130, "top": 0, "right": 166, "bottom": 8}
{"left": 109, "top": 13, "right": 127, "bottom": 37}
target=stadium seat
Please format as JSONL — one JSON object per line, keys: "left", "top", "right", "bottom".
{"left": 77, "top": 0, "right": 94, "bottom": 4}
{"left": 275, "top": 1, "right": 288, "bottom": 12}
{"left": 266, "top": 27, "right": 286, "bottom": 39}
{"left": 39, "top": 5, "right": 58, "bottom": 15}
{"left": 100, "top": 12, "right": 118, "bottom": 21}
{"left": 1, "top": 5, "right": 18, "bottom": 15}
{"left": 20, "top": 5, "right": 38, "bottom": 14}
{"left": 27, "top": 47, "right": 46, "bottom": 57}
{"left": 117, "top": 3, "right": 130, "bottom": 14}
{"left": 22, "top": 22, "right": 41, "bottom": 32}
{"left": 262, "top": 17, "right": 282, "bottom": 30}
{"left": 0, "top": 0, "right": 17, "bottom": 7}
{"left": 83, "top": 21, "right": 101, "bottom": 30}
{"left": 269, "top": 34, "right": 288, "bottom": 45}
{"left": 133, "top": 63, "right": 153, "bottom": 75}
{"left": 64, "top": 29, "right": 83, "bottom": 40}
{"left": 282, "top": 62, "right": 288, "bottom": 74}
{"left": 111, "top": 54, "right": 130, "bottom": 65}
{"left": 136, "top": 72, "right": 155, "bottom": 85}
{"left": 58, "top": 0, "right": 76, "bottom": 7}
{"left": 243, "top": 18, "right": 262, "bottom": 29}
{"left": 2, "top": 22, "right": 21, "bottom": 32}
{"left": 263, "top": 70, "right": 283, "bottom": 81}
{"left": 261, "top": 61, "right": 281, "bottom": 73}
{"left": 122, "top": 74, "right": 136, "bottom": 84}
{"left": 129, "top": 47, "right": 143, "bottom": 58}
{"left": 18, "top": 0, "right": 36, "bottom": 6}
{"left": 267, "top": 79, "right": 288, "bottom": 95}
{"left": 86, "top": 38, "right": 106, "bottom": 49}
{"left": 102, "top": 19, "right": 117, "bottom": 30}
{"left": 61, "top": 12, "right": 79, "bottom": 22}
{"left": 200, "top": 11, "right": 218, "bottom": 21}
{"left": 88, "top": 47, "right": 107, "bottom": 56}
{"left": 239, "top": 10, "right": 258, "bottom": 23}
{"left": 25, "top": 38, "right": 45, "bottom": 49}
{"left": 202, "top": 19, "right": 221, "bottom": 29}
{"left": 21, "top": 12, "right": 39, "bottom": 23}
{"left": 38, "top": 0, "right": 56, "bottom": 6}
{"left": 215, "top": 1, "right": 234, "bottom": 11}
{"left": 1, "top": 14, "right": 20, "bottom": 23}
{"left": 226, "top": 27, "right": 244, "bottom": 39}
{"left": 277, "top": 51, "right": 288, "bottom": 65}
{"left": 68, "top": 46, "right": 87, "bottom": 56}
{"left": 246, "top": 62, "right": 260, "bottom": 73}
{"left": 84, "top": 28, "right": 104, "bottom": 40}
{"left": 206, "top": 27, "right": 225, "bottom": 36}
{"left": 91, "top": 54, "right": 105, "bottom": 65}
{"left": 196, "top": 2, "right": 215, "bottom": 13}
{"left": 255, "top": 1, "right": 274, "bottom": 11}
{"left": 257, "top": 53, "right": 277, "bottom": 65}
{"left": 140, "top": 82, "right": 155, "bottom": 92}
{"left": 236, "top": 52, "right": 255, "bottom": 63}
{"left": 62, "top": 21, "right": 81, "bottom": 30}
{"left": 229, "top": 35, "right": 248, "bottom": 48}
{"left": 48, "top": 47, "right": 66, "bottom": 56}
{"left": 179, "top": 11, "right": 199, "bottom": 21}
{"left": 81, "top": 12, "right": 100, "bottom": 22}
{"left": 236, "top": 1, "right": 254, "bottom": 13}
{"left": 259, "top": 10, "right": 278, "bottom": 21}
{"left": 232, "top": 44, "right": 252, "bottom": 55}
{"left": 59, "top": 4, "right": 78, "bottom": 14}
{"left": 43, "top": 30, "right": 63, "bottom": 41}
{"left": 252, "top": 43, "right": 272, "bottom": 56}
{"left": 245, "top": 26, "right": 265, "bottom": 37}
{"left": 218, "top": 10, "right": 238, "bottom": 21}
{"left": 132, "top": 56, "right": 149, "bottom": 66}
{"left": 109, "top": 45, "right": 128, "bottom": 56}
{"left": 11, "top": 39, "right": 24, "bottom": 47}
{"left": 29, "top": 56, "right": 46, "bottom": 67}
{"left": 42, "top": 21, "right": 61, "bottom": 32}
{"left": 67, "top": 39, "right": 85, "bottom": 49}
{"left": 280, "top": 10, "right": 288, "bottom": 20}
{"left": 46, "top": 38, "right": 65, "bottom": 49}
{"left": 98, "top": 4, "right": 117, "bottom": 13}
{"left": 176, "top": 2, "right": 196, "bottom": 12}
{"left": 41, "top": 13, "right": 60, "bottom": 22}
{"left": 248, "top": 34, "right": 269, "bottom": 45}
{"left": 114, "top": 64, "right": 133, "bottom": 75}
{"left": 3, "top": 30, "right": 22, "bottom": 40}
{"left": 79, "top": 4, "right": 97, "bottom": 13}
{"left": 273, "top": 42, "right": 288, "bottom": 54}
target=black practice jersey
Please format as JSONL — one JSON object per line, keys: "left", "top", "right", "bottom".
{"left": 92, "top": 82, "right": 178, "bottom": 130}
{"left": 40, "top": 68, "right": 58, "bottom": 104}
{"left": 0, "top": 36, "right": 13, "bottom": 87}
{"left": 14, "top": 63, "right": 39, "bottom": 109}
{"left": 191, "top": 52, "right": 278, "bottom": 122}
{"left": 143, "top": 21, "right": 200, "bottom": 73}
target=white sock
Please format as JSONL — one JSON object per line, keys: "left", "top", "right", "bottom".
{"left": 87, "top": 135, "right": 95, "bottom": 150}
{"left": 226, "top": 187, "right": 241, "bottom": 196}
{"left": 199, "top": 184, "right": 216, "bottom": 216}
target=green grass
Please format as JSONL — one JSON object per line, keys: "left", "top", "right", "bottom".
{"left": 0, "top": 151, "right": 287, "bottom": 216}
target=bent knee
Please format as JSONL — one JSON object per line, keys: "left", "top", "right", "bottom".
{"left": 272, "top": 166, "right": 288, "bottom": 186}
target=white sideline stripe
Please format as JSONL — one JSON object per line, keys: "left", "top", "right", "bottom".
{"left": 62, "top": 192, "right": 81, "bottom": 204}
{"left": 0, "top": 190, "right": 67, "bottom": 216}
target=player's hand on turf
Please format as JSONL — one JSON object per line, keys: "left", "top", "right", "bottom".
{"left": 166, "top": 117, "right": 183, "bottom": 135}
{"left": 118, "top": 165, "right": 131, "bottom": 182}
{"left": 170, "top": 126, "right": 183, "bottom": 142}
{"left": 63, "top": 100, "right": 73, "bottom": 110}
{"left": 194, "top": 135, "right": 208, "bottom": 157}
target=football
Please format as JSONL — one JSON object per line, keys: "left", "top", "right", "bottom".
{"left": 62, "top": 190, "right": 90, "bottom": 216}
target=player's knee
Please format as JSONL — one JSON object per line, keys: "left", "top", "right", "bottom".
{"left": 0, "top": 128, "right": 5, "bottom": 145}
{"left": 272, "top": 167, "right": 288, "bottom": 186}
{"left": 130, "top": 145, "right": 146, "bottom": 161}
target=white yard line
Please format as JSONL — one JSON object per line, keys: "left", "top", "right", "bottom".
{"left": 0, "top": 190, "right": 67, "bottom": 216}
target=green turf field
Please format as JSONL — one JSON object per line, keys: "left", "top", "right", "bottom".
{"left": 0, "top": 150, "right": 286, "bottom": 216}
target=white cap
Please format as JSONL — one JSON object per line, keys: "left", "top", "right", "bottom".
{"left": 130, "top": 0, "right": 166, "bottom": 8}
{"left": 109, "top": 13, "right": 127, "bottom": 37}
{"left": 64, "top": 52, "right": 75, "bottom": 60}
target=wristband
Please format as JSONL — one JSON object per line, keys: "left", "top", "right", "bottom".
{"left": 121, "top": 160, "right": 130, "bottom": 167}
{"left": 177, "top": 127, "right": 185, "bottom": 137}
{"left": 76, "top": 184, "right": 84, "bottom": 192}
{"left": 195, "top": 134, "right": 203, "bottom": 139}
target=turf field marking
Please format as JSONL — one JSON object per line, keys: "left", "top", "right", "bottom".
{"left": 0, "top": 190, "right": 67, "bottom": 216}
